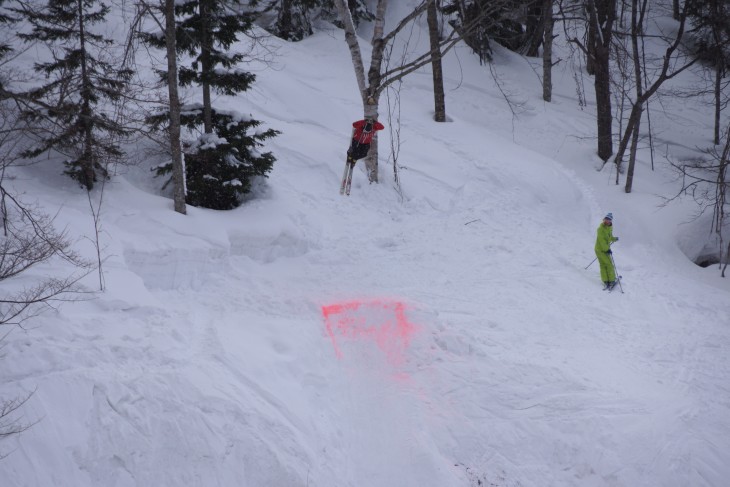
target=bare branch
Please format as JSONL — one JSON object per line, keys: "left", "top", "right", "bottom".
{"left": 0, "top": 389, "right": 37, "bottom": 450}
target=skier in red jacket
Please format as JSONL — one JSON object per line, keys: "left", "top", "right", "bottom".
{"left": 346, "top": 118, "right": 385, "bottom": 165}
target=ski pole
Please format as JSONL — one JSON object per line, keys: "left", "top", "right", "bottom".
{"left": 609, "top": 253, "right": 624, "bottom": 293}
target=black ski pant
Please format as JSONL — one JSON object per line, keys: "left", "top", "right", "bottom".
{"left": 347, "top": 141, "right": 371, "bottom": 163}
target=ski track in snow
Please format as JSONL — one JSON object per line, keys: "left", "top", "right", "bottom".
{"left": 64, "top": 145, "right": 729, "bottom": 486}
{"left": 6, "top": 118, "right": 730, "bottom": 486}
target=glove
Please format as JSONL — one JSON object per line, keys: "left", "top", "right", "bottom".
{"left": 606, "top": 249, "right": 612, "bottom": 255}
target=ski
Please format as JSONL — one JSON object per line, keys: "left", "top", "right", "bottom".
{"left": 345, "top": 162, "right": 354, "bottom": 195}
{"left": 603, "top": 276, "right": 622, "bottom": 292}
{"left": 609, "top": 276, "right": 623, "bottom": 293}
{"left": 339, "top": 160, "right": 350, "bottom": 195}
{"left": 340, "top": 160, "right": 354, "bottom": 196}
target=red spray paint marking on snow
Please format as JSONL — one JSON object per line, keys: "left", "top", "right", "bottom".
{"left": 321, "top": 299, "right": 419, "bottom": 367}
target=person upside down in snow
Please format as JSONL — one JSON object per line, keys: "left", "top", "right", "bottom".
{"left": 346, "top": 118, "right": 384, "bottom": 166}
{"left": 595, "top": 212, "right": 620, "bottom": 289}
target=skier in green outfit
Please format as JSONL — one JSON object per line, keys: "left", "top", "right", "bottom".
{"left": 595, "top": 213, "right": 619, "bottom": 289}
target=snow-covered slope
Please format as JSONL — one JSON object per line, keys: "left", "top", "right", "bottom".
{"left": 2, "top": 5, "right": 729, "bottom": 487}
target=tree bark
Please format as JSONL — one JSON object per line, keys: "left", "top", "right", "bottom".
{"left": 427, "top": 0, "right": 446, "bottom": 122}
{"left": 278, "top": 0, "right": 293, "bottom": 39}
{"left": 335, "top": 0, "right": 367, "bottom": 97}
{"left": 165, "top": 0, "right": 186, "bottom": 214}
{"left": 594, "top": 48, "right": 613, "bottom": 161}
{"left": 711, "top": 0, "right": 725, "bottom": 145}
{"left": 200, "top": 0, "right": 212, "bottom": 133}
{"left": 77, "top": 0, "right": 95, "bottom": 190}
{"left": 623, "top": 106, "right": 641, "bottom": 190}
{"left": 621, "top": 0, "right": 644, "bottom": 189}
{"left": 524, "top": 0, "right": 544, "bottom": 57}
{"left": 586, "top": 20, "right": 596, "bottom": 75}
{"left": 717, "top": 125, "right": 730, "bottom": 275}
{"left": 586, "top": 0, "right": 616, "bottom": 162}
{"left": 542, "top": 0, "right": 554, "bottom": 102}
{"left": 715, "top": 60, "right": 723, "bottom": 145}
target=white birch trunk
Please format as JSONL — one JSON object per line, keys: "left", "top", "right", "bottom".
{"left": 335, "top": 1, "right": 475, "bottom": 184}
{"left": 335, "top": 0, "right": 382, "bottom": 181}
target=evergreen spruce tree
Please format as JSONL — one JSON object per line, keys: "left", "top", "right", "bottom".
{"left": 13, "top": 0, "right": 131, "bottom": 190}
{"left": 321, "top": 0, "right": 373, "bottom": 28}
{"left": 442, "top": 0, "right": 551, "bottom": 59}
{"left": 442, "top": 0, "right": 495, "bottom": 63}
{"left": 0, "top": 1, "right": 13, "bottom": 64}
{"left": 250, "top": 0, "right": 318, "bottom": 41}
{"left": 251, "top": 0, "right": 372, "bottom": 41}
{"left": 145, "top": 0, "right": 279, "bottom": 210}
{"left": 274, "top": 0, "right": 317, "bottom": 41}
{"left": 687, "top": 0, "right": 730, "bottom": 62}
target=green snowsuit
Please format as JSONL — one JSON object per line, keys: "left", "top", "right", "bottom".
{"left": 595, "top": 222, "right": 618, "bottom": 283}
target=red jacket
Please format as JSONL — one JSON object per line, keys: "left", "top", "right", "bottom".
{"left": 352, "top": 119, "right": 385, "bottom": 145}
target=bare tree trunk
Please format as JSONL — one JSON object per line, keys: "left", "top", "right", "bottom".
{"left": 624, "top": 111, "right": 641, "bottom": 189}
{"left": 622, "top": 0, "right": 644, "bottom": 188}
{"left": 278, "top": 0, "right": 293, "bottom": 39}
{"left": 335, "top": 0, "right": 367, "bottom": 96}
{"left": 200, "top": 0, "right": 212, "bottom": 133}
{"left": 586, "top": 0, "right": 616, "bottom": 162}
{"left": 524, "top": 0, "right": 544, "bottom": 57}
{"left": 586, "top": 20, "right": 596, "bottom": 75}
{"left": 427, "top": 0, "right": 446, "bottom": 121}
{"left": 542, "top": 0, "right": 554, "bottom": 102}
{"left": 165, "top": 0, "right": 186, "bottom": 214}
{"left": 717, "top": 125, "right": 729, "bottom": 275}
{"left": 77, "top": 0, "right": 95, "bottom": 190}
{"left": 616, "top": 0, "right": 696, "bottom": 192}
{"left": 362, "top": 0, "right": 389, "bottom": 181}
{"left": 619, "top": 0, "right": 625, "bottom": 28}
{"left": 714, "top": 54, "right": 724, "bottom": 145}
{"left": 709, "top": 0, "right": 726, "bottom": 145}
{"left": 594, "top": 51, "right": 613, "bottom": 161}
{"left": 673, "top": 0, "right": 680, "bottom": 20}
